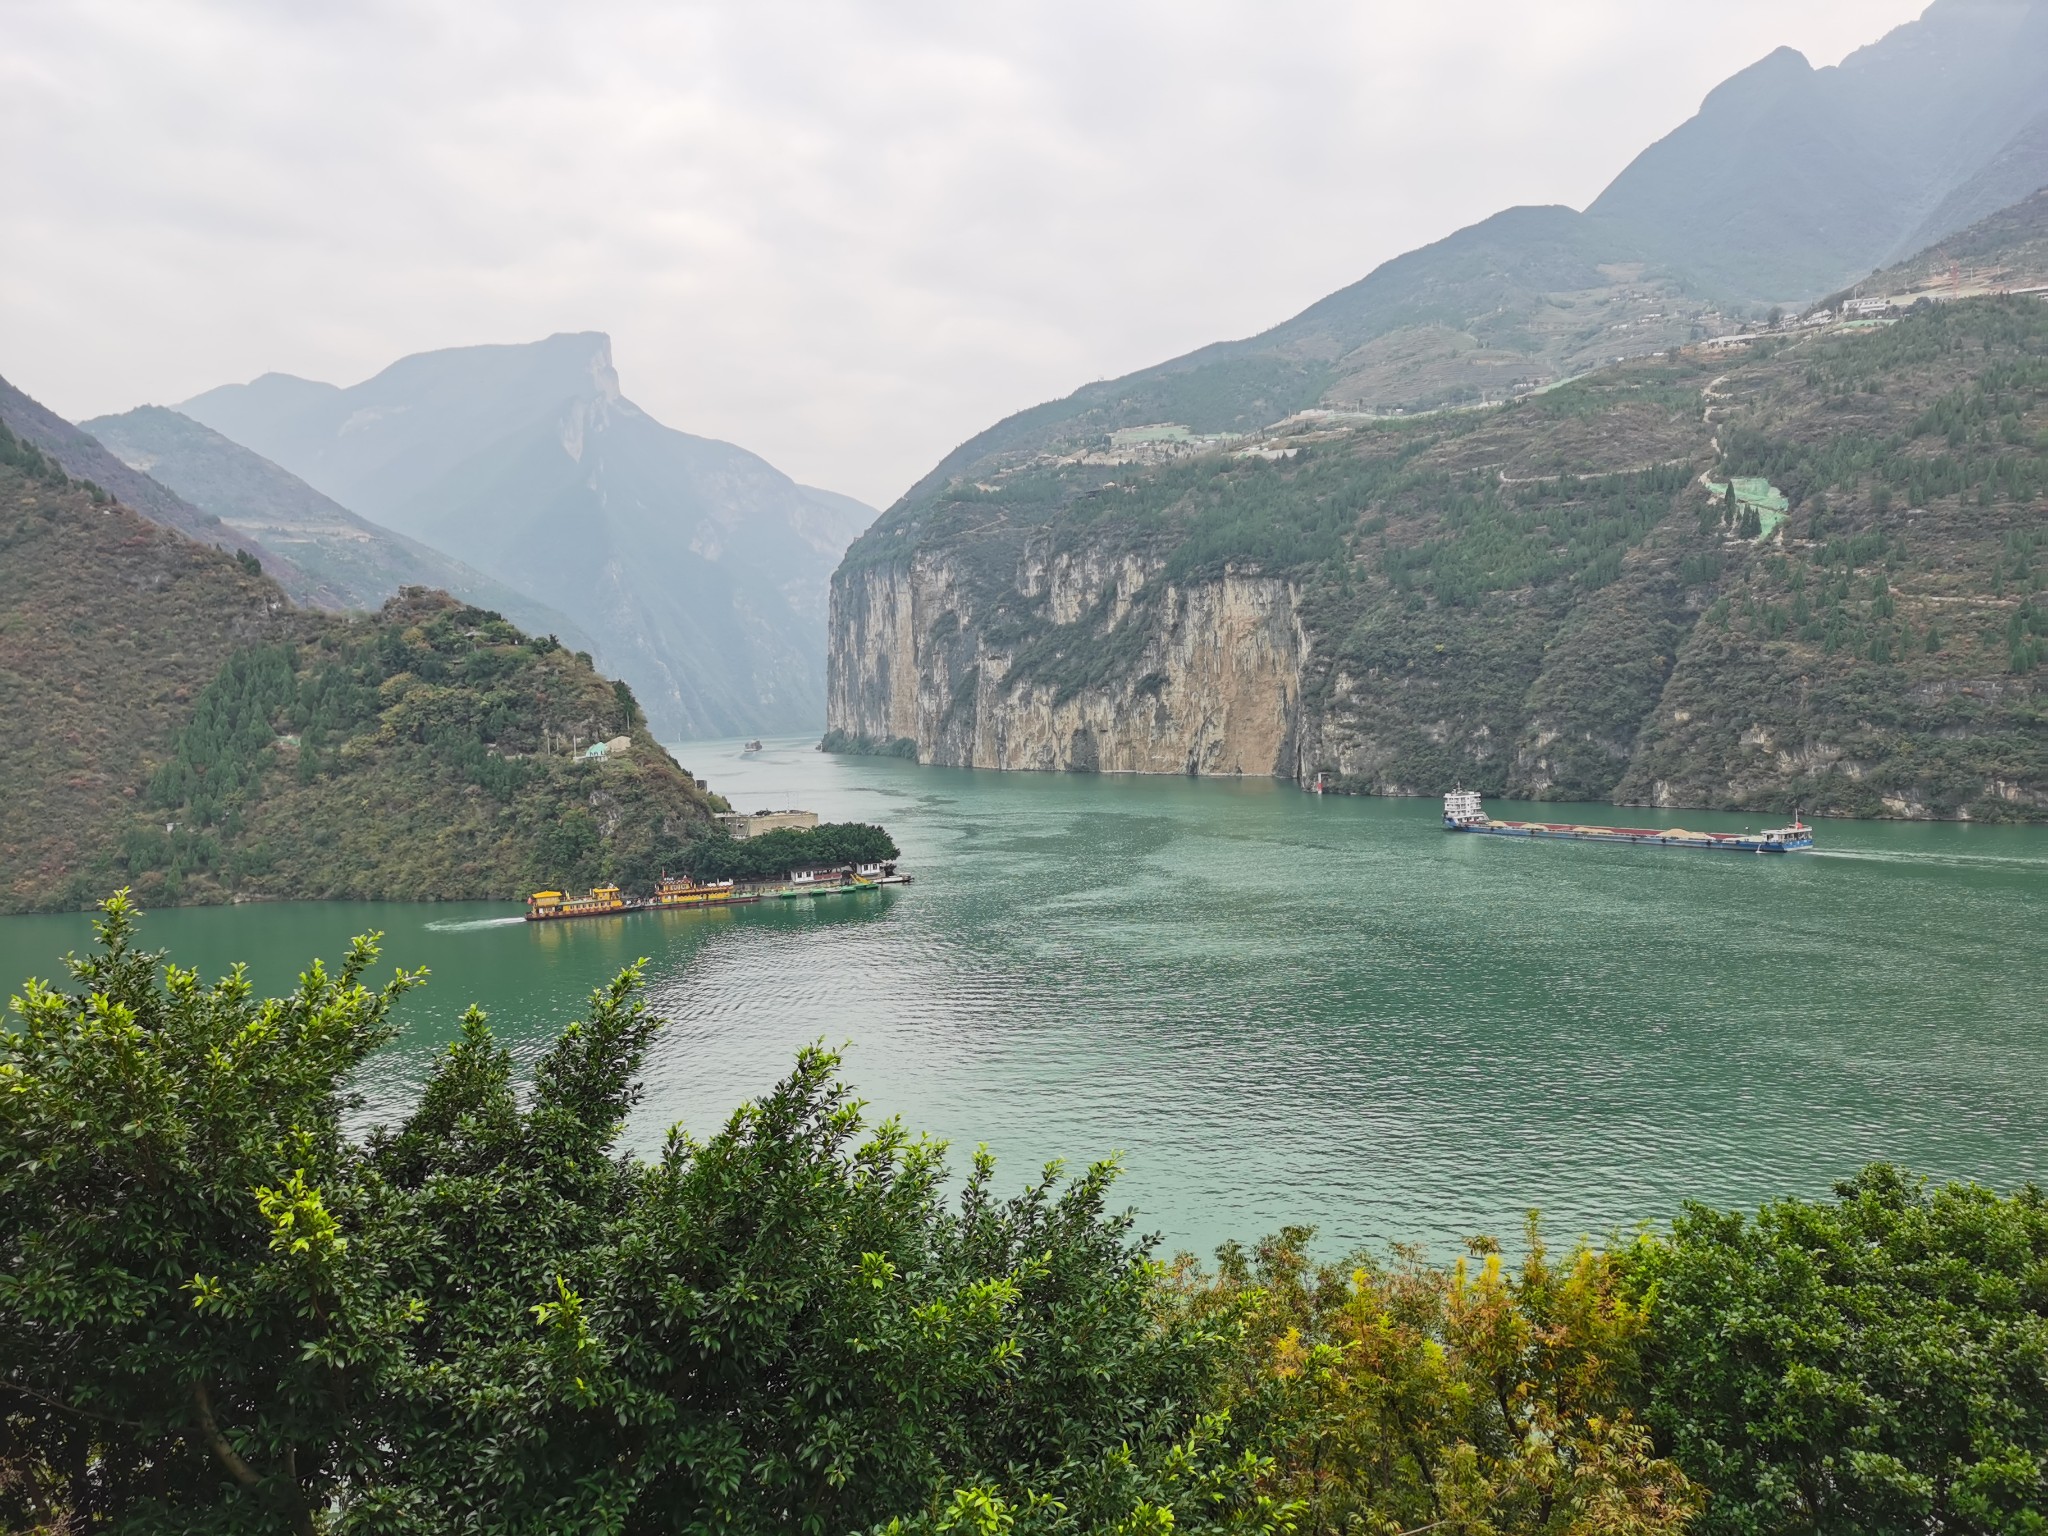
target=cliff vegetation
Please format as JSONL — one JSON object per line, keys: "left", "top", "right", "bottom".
{"left": 829, "top": 293, "right": 2047, "bottom": 819}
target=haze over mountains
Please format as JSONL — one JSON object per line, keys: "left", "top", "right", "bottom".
{"left": 891, "top": 0, "right": 2048, "bottom": 496}
{"left": 81, "top": 405, "right": 595, "bottom": 657}
{"left": 1588, "top": 0, "right": 2048, "bottom": 295}
{"left": 826, "top": 0, "right": 2048, "bottom": 818}
{"left": 0, "top": 372, "right": 342, "bottom": 609}
{"left": 6, "top": 0, "right": 2038, "bottom": 763}
{"left": 180, "top": 334, "right": 875, "bottom": 740}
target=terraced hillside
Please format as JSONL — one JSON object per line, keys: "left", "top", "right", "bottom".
{"left": 0, "top": 435, "right": 723, "bottom": 912}
{"left": 827, "top": 295, "right": 2046, "bottom": 820}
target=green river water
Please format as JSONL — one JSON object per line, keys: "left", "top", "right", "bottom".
{"left": 4, "top": 740, "right": 2044, "bottom": 1258}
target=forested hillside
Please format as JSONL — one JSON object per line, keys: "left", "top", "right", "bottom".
{"left": 829, "top": 294, "right": 2046, "bottom": 820}
{"left": 0, "top": 441, "right": 724, "bottom": 912}
{"left": 0, "top": 371, "right": 338, "bottom": 608}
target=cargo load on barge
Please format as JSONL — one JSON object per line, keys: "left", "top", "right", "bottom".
{"left": 526, "top": 861, "right": 910, "bottom": 922}
{"left": 1442, "top": 790, "right": 1813, "bottom": 852}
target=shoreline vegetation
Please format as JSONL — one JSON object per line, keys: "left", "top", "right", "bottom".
{"left": 4, "top": 896, "right": 2043, "bottom": 1534}
{"left": 820, "top": 728, "right": 920, "bottom": 760}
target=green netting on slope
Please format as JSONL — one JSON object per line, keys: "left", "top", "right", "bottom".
{"left": 1704, "top": 475, "right": 1790, "bottom": 538}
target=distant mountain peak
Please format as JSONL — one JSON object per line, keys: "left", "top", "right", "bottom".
{"left": 558, "top": 330, "right": 622, "bottom": 402}
{"left": 1585, "top": 0, "right": 2048, "bottom": 297}
{"left": 178, "top": 332, "right": 877, "bottom": 738}
{"left": 1696, "top": 44, "right": 1815, "bottom": 116}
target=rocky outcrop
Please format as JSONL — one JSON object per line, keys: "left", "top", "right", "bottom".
{"left": 829, "top": 545, "right": 1308, "bottom": 775}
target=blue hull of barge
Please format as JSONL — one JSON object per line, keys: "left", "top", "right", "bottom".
{"left": 1444, "top": 819, "right": 1812, "bottom": 852}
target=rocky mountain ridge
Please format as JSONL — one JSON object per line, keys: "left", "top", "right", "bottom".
{"left": 180, "top": 333, "right": 875, "bottom": 740}
{"left": 0, "top": 371, "right": 341, "bottom": 609}
{"left": 882, "top": 2, "right": 2048, "bottom": 500}
{"left": 80, "top": 404, "right": 595, "bottom": 656}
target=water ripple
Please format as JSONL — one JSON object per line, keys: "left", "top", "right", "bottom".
{"left": 3, "top": 742, "right": 2039, "bottom": 1259}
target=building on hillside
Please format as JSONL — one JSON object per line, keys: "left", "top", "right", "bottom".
{"left": 715, "top": 808, "right": 821, "bottom": 840}
{"left": 1843, "top": 295, "right": 1892, "bottom": 317}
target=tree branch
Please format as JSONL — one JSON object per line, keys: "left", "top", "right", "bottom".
{"left": 189, "top": 1382, "right": 261, "bottom": 1489}
{"left": 188, "top": 1383, "right": 317, "bottom": 1536}
{"left": 0, "top": 1380, "right": 147, "bottom": 1432}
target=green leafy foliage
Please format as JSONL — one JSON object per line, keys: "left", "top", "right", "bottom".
{"left": 6, "top": 903, "right": 2047, "bottom": 1531}
{"left": 0, "top": 901, "right": 1253, "bottom": 1535}
{"left": 1177, "top": 1226, "right": 1698, "bottom": 1536}
{"left": 686, "top": 822, "right": 900, "bottom": 883}
{"left": 10, "top": 905, "right": 2045, "bottom": 1532}
{"left": 0, "top": 893, "right": 423, "bottom": 1534}
{"left": 1624, "top": 1166, "right": 2048, "bottom": 1536}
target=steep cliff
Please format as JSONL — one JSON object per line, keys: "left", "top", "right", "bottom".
{"left": 830, "top": 551, "right": 1307, "bottom": 774}
{"left": 828, "top": 293, "right": 2047, "bottom": 820}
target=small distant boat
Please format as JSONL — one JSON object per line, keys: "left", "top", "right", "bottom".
{"left": 743, "top": 739, "right": 764, "bottom": 754}
{"left": 1442, "top": 790, "right": 1814, "bottom": 852}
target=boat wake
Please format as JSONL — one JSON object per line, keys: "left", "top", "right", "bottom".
{"left": 424, "top": 915, "right": 528, "bottom": 932}
{"left": 1809, "top": 848, "right": 2048, "bottom": 870}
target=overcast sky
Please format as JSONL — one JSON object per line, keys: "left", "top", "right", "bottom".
{"left": 4, "top": 1, "right": 1930, "bottom": 509}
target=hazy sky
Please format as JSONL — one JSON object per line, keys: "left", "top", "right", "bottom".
{"left": 4, "top": 1, "right": 1930, "bottom": 508}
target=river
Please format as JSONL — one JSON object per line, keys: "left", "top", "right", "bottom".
{"left": 4, "top": 739, "right": 2044, "bottom": 1259}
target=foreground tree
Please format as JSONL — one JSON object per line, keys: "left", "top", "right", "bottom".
{"left": 1625, "top": 1166, "right": 2048, "bottom": 1536}
{"left": 0, "top": 891, "right": 420, "bottom": 1532}
{"left": 0, "top": 895, "right": 1274, "bottom": 1534}
{"left": 1174, "top": 1224, "right": 1698, "bottom": 1536}
{"left": 8, "top": 897, "right": 2041, "bottom": 1533}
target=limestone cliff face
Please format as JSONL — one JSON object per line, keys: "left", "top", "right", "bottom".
{"left": 828, "top": 544, "right": 1309, "bottom": 775}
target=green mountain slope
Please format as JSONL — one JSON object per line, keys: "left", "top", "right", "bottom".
{"left": 881, "top": 4, "right": 2048, "bottom": 501}
{"left": 179, "top": 333, "right": 876, "bottom": 740}
{"left": 81, "top": 405, "right": 595, "bottom": 653}
{"left": 0, "top": 371, "right": 339, "bottom": 609}
{"left": 0, "top": 444, "right": 724, "bottom": 914}
{"left": 1844, "top": 187, "right": 2048, "bottom": 302}
{"left": 828, "top": 292, "right": 2046, "bottom": 820}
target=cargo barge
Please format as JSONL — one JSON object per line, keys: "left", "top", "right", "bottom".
{"left": 526, "top": 863, "right": 910, "bottom": 922}
{"left": 1442, "top": 790, "right": 1813, "bottom": 852}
